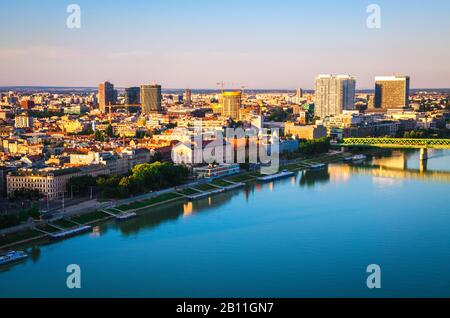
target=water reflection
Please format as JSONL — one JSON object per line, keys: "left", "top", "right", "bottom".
{"left": 115, "top": 190, "right": 242, "bottom": 237}
{"left": 372, "top": 177, "right": 403, "bottom": 189}
{"left": 350, "top": 149, "right": 450, "bottom": 183}
{"left": 7, "top": 150, "right": 450, "bottom": 268}
{"left": 112, "top": 150, "right": 450, "bottom": 239}
{"left": 29, "top": 246, "right": 41, "bottom": 263}
{"left": 183, "top": 202, "right": 193, "bottom": 217}
{"left": 89, "top": 226, "right": 101, "bottom": 238}
{"left": 299, "top": 169, "right": 331, "bottom": 187}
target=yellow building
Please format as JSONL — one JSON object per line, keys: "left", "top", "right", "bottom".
{"left": 285, "top": 123, "right": 327, "bottom": 140}
{"left": 59, "top": 117, "right": 86, "bottom": 134}
{"left": 222, "top": 91, "right": 241, "bottom": 120}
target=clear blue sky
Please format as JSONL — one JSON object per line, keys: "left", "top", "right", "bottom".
{"left": 1, "top": 0, "right": 449, "bottom": 89}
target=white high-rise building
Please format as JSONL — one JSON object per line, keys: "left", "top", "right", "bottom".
{"left": 314, "top": 75, "right": 356, "bottom": 118}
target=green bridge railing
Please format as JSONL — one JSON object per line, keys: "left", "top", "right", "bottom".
{"left": 339, "top": 138, "right": 450, "bottom": 149}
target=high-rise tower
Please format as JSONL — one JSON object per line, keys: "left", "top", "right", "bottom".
{"left": 314, "top": 75, "right": 356, "bottom": 118}
{"left": 222, "top": 91, "right": 242, "bottom": 120}
{"left": 125, "top": 87, "right": 140, "bottom": 105}
{"left": 98, "top": 81, "right": 116, "bottom": 114}
{"left": 140, "top": 84, "right": 162, "bottom": 113}
{"left": 375, "top": 76, "right": 410, "bottom": 109}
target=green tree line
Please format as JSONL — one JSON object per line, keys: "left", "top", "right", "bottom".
{"left": 67, "top": 162, "right": 189, "bottom": 199}
{"left": 299, "top": 137, "right": 331, "bottom": 155}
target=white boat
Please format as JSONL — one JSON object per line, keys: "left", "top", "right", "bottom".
{"left": 309, "top": 163, "right": 327, "bottom": 170}
{"left": 0, "top": 251, "right": 28, "bottom": 266}
{"left": 351, "top": 154, "right": 367, "bottom": 162}
{"left": 344, "top": 154, "right": 367, "bottom": 163}
{"left": 257, "top": 170, "right": 295, "bottom": 182}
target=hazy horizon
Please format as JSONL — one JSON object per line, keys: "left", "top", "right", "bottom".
{"left": 1, "top": 0, "right": 449, "bottom": 89}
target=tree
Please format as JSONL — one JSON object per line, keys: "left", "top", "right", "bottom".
{"left": 19, "top": 204, "right": 40, "bottom": 221}
{"left": 268, "top": 107, "right": 289, "bottom": 122}
{"left": 13, "top": 189, "right": 41, "bottom": 201}
{"left": 67, "top": 175, "right": 97, "bottom": 196}
{"left": 94, "top": 130, "right": 105, "bottom": 141}
{"left": 299, "top": 138, "right": 331, "bottom": 155}
{"left": 95, "top": 162, "right": 190, "bottom": 199}
{"left": 77, "top": 126, "right": 94, "bottom": 135}
{"left": 106, "top": 124, "right": 115, "bottom": 138}
{"left": 0, "top": 214, "right": 20, "bottom": 229}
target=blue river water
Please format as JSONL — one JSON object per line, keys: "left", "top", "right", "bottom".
{"left": 1, "top": 149, "right": 450, "bottom": 297}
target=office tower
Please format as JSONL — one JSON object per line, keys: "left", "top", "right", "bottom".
{"left": 222, "top": 91, "right": 242, "bottom": 120}
{"left": 367, "top": 95, "right": 376, "bottom": 110}
{"left": 124, "top": 87, "right": 140, "bottom": 105}
{"left": 314, "top": 75, "right": 356, "bottom": 118}
{"left": 98, "top": 81, "right": 116, "bottom": 113}
{"left": 184, "top": 89, "right": 192, "bottom": 107}
{"left": 20, "top": 100, "right": 35, "bottom": 110}
{"left": 374, "top": 76, "right": 410, "bottom": 109}
{"left": 296, "top": 88, "right": 303, "bottom": 98}
{"left": 140, "top": 84, "right": 162, "bottom": 113}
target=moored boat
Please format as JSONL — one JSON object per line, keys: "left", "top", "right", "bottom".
{"left": 344, "top": 154, "right": 367, "bottom": 163}
{"left": 257, "top": 170, "right": 295, "bottom": 182}
{"left": 0, "top": 251, "right": 28, "bottom": 266}
{"left": 309, "top": 163, "right": 327, "bottom": 170}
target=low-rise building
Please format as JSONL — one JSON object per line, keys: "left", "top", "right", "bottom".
{"left": 193, "top": 164, "right": 240, "bottom": 179}
{"left": 69, "top": 148, "right": 152, "bottom": 175}
{"left": 285, "top": 123, "right": 327, "bottom": 140}
{"left": 7, "top": 165, "right": 109, "bottom": 200}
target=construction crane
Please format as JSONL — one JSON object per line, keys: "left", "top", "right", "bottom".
{"left": 241, "top": 86, "right": 246, "bottom": 98}
{"left": 216, "top": 81, "right": 225, "bottom": 95}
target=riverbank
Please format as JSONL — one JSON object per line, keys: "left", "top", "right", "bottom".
{"left": 0, "top": 149, "right": 383, "bottom": 251}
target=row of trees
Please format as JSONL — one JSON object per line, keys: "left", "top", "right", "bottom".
{"left": 299, "top": 138, "right": 331, "bottom": 155}
{"left": 13, "top": 189, "right": 41, "bottom": 201}
{"left": 67, "top": 162, "right": 190, "bottom": 199}
{"left": 0, "top": 205, "right": 40, "bottom": 230}
{"left": 401, "top": 128, "right": 450, "bottom": 139}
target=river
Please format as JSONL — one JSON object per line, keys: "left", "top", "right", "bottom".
{"left": 1, "top": 149, "right": 450, "bottom": 297}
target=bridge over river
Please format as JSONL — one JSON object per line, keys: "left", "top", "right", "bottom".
{"left": 338, "top": 138, "right": 450, "bottom": 160}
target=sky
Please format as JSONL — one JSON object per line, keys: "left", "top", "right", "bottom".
{"left": 1, "top": 0, "right": 449, "bottom": 89}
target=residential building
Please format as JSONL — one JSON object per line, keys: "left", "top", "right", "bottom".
{"left": 15, "top": 113, "right": 33, "bottom": 128}
{"left": 20, "top": 100, "right": 35, "bottom": 110}
{"left": 314, "top": 75, "right": 356, "bottom": 118}
{"left": 7, "top": 165, "right": 109, "bottom": 200}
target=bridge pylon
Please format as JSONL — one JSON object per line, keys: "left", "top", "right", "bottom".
{"left": 419, "top": 148, "right": 428, "bottom": 161}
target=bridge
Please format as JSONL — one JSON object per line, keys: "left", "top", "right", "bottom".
{"left": 339, "top": 138, "right": 450, "bottom": 149}
{"left": 338, "top": 138, "right": 450, "bottom": 160}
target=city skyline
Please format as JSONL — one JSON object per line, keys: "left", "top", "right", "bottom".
{"left": 1, "top": 0, "right": 450, "bottom": 89}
